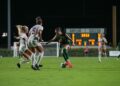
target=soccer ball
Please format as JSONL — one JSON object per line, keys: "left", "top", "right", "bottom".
{"left": 60, "top": 63, "right": 66, "bottom": 68}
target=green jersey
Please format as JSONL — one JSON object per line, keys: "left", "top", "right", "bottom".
{"left": 55, "top": 33, "right": 70, "bottom": 46}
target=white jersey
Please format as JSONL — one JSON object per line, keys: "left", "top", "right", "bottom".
{"left": 98, "top": 37, "right": 107, "bottom": 50}
{"left": 19, "top": 33, "right": 28, "bottom": 46}
{"left": 19, "top": 33, "right": 28, "bottom": 53}
{"left": 99, "top": 37, "right": 107, "bottom": 45}
{"left": 29, "top": 24, "right": 43, "bottom": 37}
{"left": 28, "top": 24, "right": 43, "bottom": 48}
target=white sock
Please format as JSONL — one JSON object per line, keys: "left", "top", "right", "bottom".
{"left": 36, "top": 52, "right": 41, "bottom": 65}
{"left": 29, "top": 53, "right": 34, "bottom": 61}
{"left": 37, "top": 52, "right": 44, "bottom": 65}
{"left": 98, "top": 51, "right": 101, "bottom": 62}
{"left": 31, "top": 53, "right": 35, "bottom": 66}
{"left": 31, "top": 53, "right": 37, "bottom": 66}
{"left": 20, "top": 58, "right": 29, "bottom": 64}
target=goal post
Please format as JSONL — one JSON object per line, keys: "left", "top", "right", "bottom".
{"left": 13, "top": 42, "right": 19, "bottom": 57}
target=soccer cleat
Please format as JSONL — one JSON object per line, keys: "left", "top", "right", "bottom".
{"left": 67, "top": 63, "right": 73, "bottom": 68}
{"left": 35, "top": 64, "right": 40, "bottom": 70}
{"left": 31, "top": 65, "right": 38, "bottom": 70}
{"left": 65, "top": 61, "right": 73, "bottom": 68}
{"left": 17, "top": 63, "right": 21, "bottom": 68}
{"left": 39, "top": 64, "right": 43, "bottom": 67}
{"left": 98, "top": 60, "right": 101, "bottom": 63}
{"left": 61, "top": 63, "right": 66, "bottom": 68}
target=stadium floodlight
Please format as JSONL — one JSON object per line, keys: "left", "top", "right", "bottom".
{"left": 2, "top": 32, "right": 7, "bottom": 37}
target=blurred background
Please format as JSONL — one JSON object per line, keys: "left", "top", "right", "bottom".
{"left": 0, "top": 0, "right": 119, "bottom": 48}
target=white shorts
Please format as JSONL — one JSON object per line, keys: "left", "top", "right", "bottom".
{"left": 19, "top": 45, "right": 28, "bottom": 54}
{"left": 28, "top": 35, "right": 42, "bottom": 48}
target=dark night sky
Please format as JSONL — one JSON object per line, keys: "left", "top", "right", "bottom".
{"left": 0, "top": 0, "right": 119, "bottom": 47}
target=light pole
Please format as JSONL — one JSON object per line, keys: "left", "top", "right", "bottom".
{"left": 7, "top": 0, "right": 11, "bottom": 49}
{"left": 112, "top": 5, "right": 117, "bottom": 48}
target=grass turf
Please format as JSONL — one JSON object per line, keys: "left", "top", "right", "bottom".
{"left": 0, "top": 57, "right": 120, "bottom": 86}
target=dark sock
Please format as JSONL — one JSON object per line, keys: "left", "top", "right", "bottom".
{"left": 63, "top": 48, "right": 69, "bottom": 61}
{"left": 63, "top": 52, "right": 67, "bottom": 61}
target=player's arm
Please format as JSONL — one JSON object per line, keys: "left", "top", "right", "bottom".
{"left": 65, "top": 34, "right": 75, "bottom": 45}
{"left": 52, "top": 35, "right": 57, "bottom": 41}
{"left": 46, "top": 35, "right": 57, "bottom": 44}
{"left": 104, "top": 38, "right": 108, "bottom": 44}
{"left": 65, "top": 34, "right": 72, "bottom": 41}
{"left": 14, "top": 36, "right": 20, "bottom": 39}
{"left": 38, "top": 30, "right": 44, "bottom": 41}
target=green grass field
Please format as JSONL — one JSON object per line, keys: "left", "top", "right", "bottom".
{"left": 0, "top": 57, "right": 120, "bottom": 86}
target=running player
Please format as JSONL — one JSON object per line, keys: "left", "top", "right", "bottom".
{"left": 28, "top": 16, "right": 44, "bottom": 70}
{"left": 98, "top": 33, "right": 108, "bottom": 62}
{"left": 15, "top": 25, "right": 33, "bottom": 68}
{"left": 47, "top": 27, "right": 74, "bottom": 68}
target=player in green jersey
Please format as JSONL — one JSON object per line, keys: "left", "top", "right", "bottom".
{"left": 48, "top": 27, "right": 74, "bottom": 68}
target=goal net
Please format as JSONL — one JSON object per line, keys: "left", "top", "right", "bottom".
{"left": 40, "top": 42, "right": 60, "bottom": 57}
{"left": 13, "top": 42, "right": 60, "bottom": 57}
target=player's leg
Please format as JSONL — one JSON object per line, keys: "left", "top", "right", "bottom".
{"left": 17, "top": 46, "right": 31, "bottom": 68}
{"left": 103, "top": 45, "right": 107, "bottom": 57}
{"left": 61, "top": 47, "right": 67, "bottom": 62}
{"left": 98, "top": 47, "right": 102, "bottom": 62}
{"left": 20, "top": 52, "right": 30, "bottom": 63}
{"left": 29, "top": 47, "right": 38, "bottom": 70}
{"left": 63, "top": 45, "right": 72, "bottom": 68}
{"left": 19, "top": 57, "right": 29, "bottom": 64}
{"left": 35, "top": 43, "right": 44, "bottom": 69}
{"left": 24, "top": 49, "right": 34, "bottom": 60}
{"left": 60, "top": 48, "right": 67, "bottom": 68}
{"left": 62, "top": 51, "right": 68, "bottom": 61}
{"left": 28, "top": 37, "right": 38, "bottom": 70}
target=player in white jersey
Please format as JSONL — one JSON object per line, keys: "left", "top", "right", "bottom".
{"left": 28, "top": 17, "right": 44, "bottom": 70}
{"left": 15, "top": 25, "right": 33, "bottom": 68}
{"left": 98, "top": 34, "right": 108, "bottom": 62}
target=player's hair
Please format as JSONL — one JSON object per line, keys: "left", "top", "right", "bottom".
{"left": 22, "top": 26, "right": 28, "bottom": 33}
{"left": 55, "top": 27, "right": 61, "bottom": 32}
{"left": 35, "top": 16, "right": 42, "bottom": 25}
{"left": 55, "top": 27, "right": 65, "bottom": 33}
{"left": 17, "top": 25, "right": 28, "bottom": 33}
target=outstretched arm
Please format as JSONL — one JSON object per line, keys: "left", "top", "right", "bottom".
{"left": 39, "top": 30, "right": 44, "bottom": 41}
{"left": 103, "top": 37, "right": 108, "bottom": 44}
{"left": 46, "top": 35, "right": 57, "bottom": 44}
{"left": 14, "top": 36, "right": 20, "bottom": 39}
{"left": 65, "top": 34, "right": 75, "bottom": 45}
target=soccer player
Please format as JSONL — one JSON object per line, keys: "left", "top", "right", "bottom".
{"left": 15, "top": 25, "right": 33, "bottom": 68}
{"left": 28, "top": 16, "right": 44, "bottom": 70}
{"left": 98, "top": 33, "right": 108, "bottom": 62}
{"left": 84, "top": 46, "right": 89, "bottom": 56}
{"left": 47, "top": 27, "right": 74, "bottom": 68}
